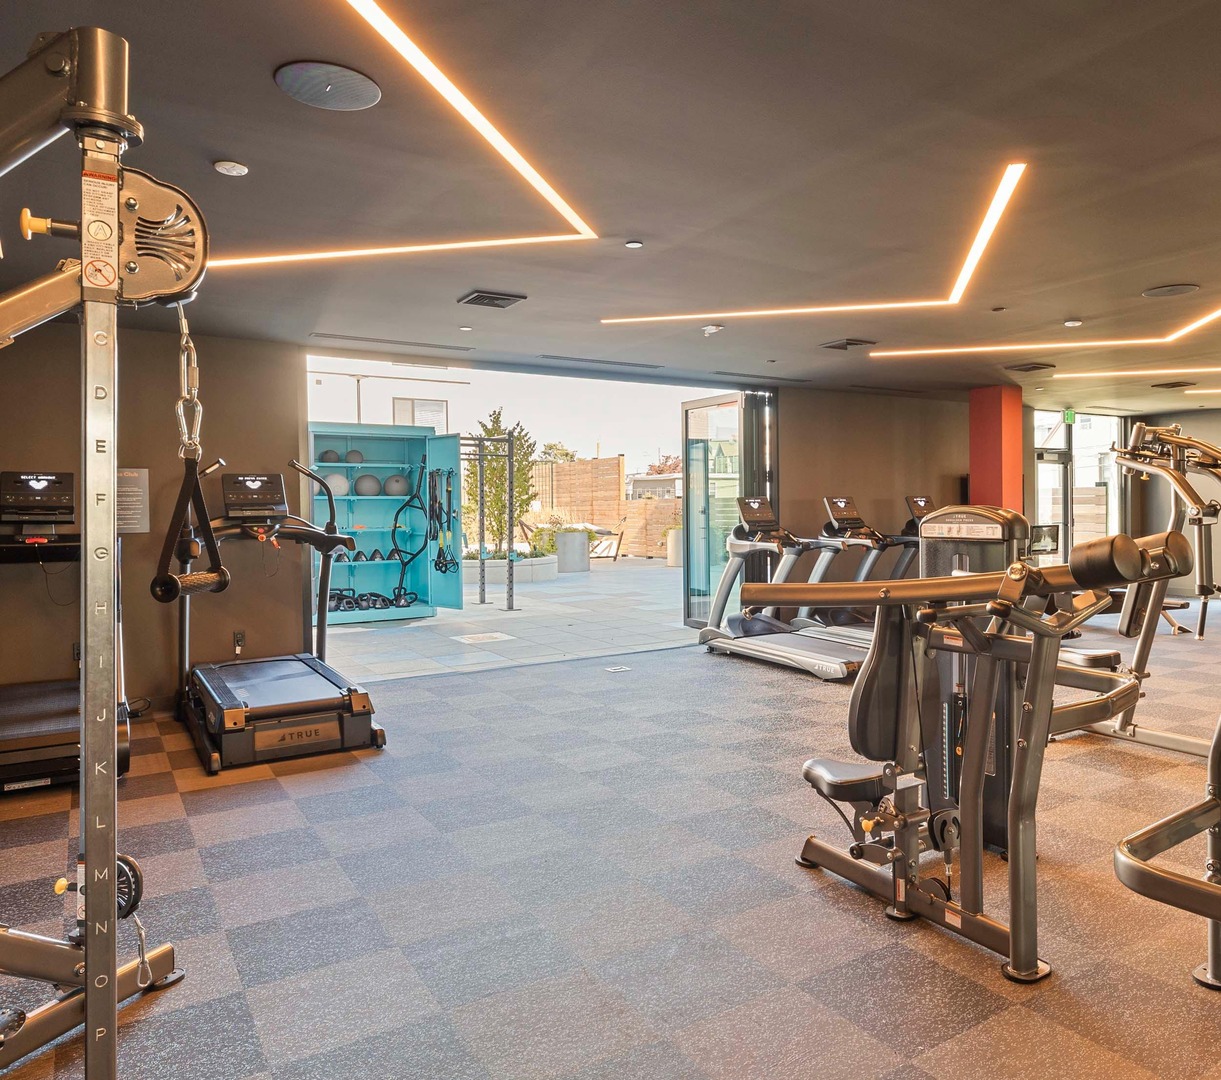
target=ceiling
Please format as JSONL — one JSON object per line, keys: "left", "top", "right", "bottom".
{"left": 5, "top": 0, "right": 1221, "bottom": 412}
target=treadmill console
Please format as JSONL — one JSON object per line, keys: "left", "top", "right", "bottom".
{"left": 0, "top": 472, "right": 74, "bottom": 524}
{"left": 737, "top": 496, "right": 780, "bottom": 532}
{"left": 823, "top": 496, "right": 867, "bottom": 531}
{"left": 906, "top": 495, "right": 934, "bottom": 521}
{"left": 222, "top": 474, "right": 289, "bottom": 520}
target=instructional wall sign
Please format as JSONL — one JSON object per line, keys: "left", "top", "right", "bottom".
{"left": 117, "top": 468, "right": 150, "bottom": 535}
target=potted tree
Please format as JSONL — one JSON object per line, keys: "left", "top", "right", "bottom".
{"left": 664, "top": 522, "right": 683, "bottom": 567}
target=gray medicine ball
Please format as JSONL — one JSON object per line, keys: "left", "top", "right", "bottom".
{"left": 322, "top": 473, "right": 349, "bottom": 497}
{"left": 345, "top": 449, "right": 365, "bottom": 463}
{"left": 353, "top": 473, "right": 382, "bottom": 496}
{"left": 382, "top": 474, "right": 410, "bottom": 497}
{"left": 319, "top": 449, "right": 341, "bottom": 463}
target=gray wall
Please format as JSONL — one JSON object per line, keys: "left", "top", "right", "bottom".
{"left": 776, "top": 388, "right": 971, "bottom": 580}
{"left": 0, "top": 323, "right": 309, "bottom": 703}
{"left": 1136, "top": 409, "right": 1221, "bottom": 595}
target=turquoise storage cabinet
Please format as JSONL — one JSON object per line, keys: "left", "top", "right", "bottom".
{"left": 308, "top": 421, "right": 464, "bottom": 623}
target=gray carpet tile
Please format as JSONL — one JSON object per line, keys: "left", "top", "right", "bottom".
{"left": 2, "top": 625, "right": 1221, "bottom": 1078}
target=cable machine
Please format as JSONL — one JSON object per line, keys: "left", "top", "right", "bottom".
{"left": 0, "top": 27, "right": 207, "bottom": 1077}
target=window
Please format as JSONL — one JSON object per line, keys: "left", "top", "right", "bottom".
{"left": 393, "top": 397, "right": 449, "bottom": 431}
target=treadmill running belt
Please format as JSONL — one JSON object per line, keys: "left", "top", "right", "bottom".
{"left": 196, "top": 658, "right": 348, "bottom": 721}
{"left": 0, "top": 680, "right": 79, "bottom": 744}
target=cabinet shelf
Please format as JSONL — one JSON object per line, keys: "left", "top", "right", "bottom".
{"left": 310, "top": 421, "right": 462, "bottom": 625}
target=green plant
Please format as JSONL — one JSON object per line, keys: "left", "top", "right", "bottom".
{"left": 461, "top": 407, "right": 538, "bottom": 552}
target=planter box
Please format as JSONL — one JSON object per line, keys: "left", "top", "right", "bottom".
{"left": 461, "top": 555, "right": 557, "bottom": 584}
{"left": 555, "top": 531, "right": 591, "bottom": 573}
{"left": 666, "top": 528, "right": 684, "bottom": 568}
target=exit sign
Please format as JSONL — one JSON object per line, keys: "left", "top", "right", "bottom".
{"left": 1063, "top": 409, "right": 1076, "bottom": 424}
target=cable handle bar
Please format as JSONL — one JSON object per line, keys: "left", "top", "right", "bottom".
{"left": 740, "top": 531, "right": 1193, "bottom": 614}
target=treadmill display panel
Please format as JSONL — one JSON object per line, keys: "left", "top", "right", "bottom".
{"left": 0, "top": 472, "right": 74, "bottom": 523}
{"left": 737, "top": 496, "right": 779, "bottom": 530}
{"left": 824, "top": 495, "right": 866, "bottom": 530}
{"left": 906, "top": 495, "right": 934, "bottom": 520}
{"left": 222, "top": 473, "right": 289, "bottom": 519}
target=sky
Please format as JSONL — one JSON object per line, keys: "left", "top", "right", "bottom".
{"left": 306, "top": 355, "right": 715, "bottom": 474}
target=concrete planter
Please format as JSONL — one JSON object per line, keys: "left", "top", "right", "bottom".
{"left": 461, "top": 555, "right": 558, "bottom": 583}
{"left": 666, "top": 528, "right": 684, "bottom": 568}
{"left": 555, "top": 530, "right": 591, "bottom": 573}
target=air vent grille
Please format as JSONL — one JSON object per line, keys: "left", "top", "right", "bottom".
{"left": 1004, "top": 362, "right": 1056, "bottom": 373}
{"left": 1151, "top": 381, "right": 1196, "bottom": 389}
{"left": 819, "top": 338, "right": 876, "bottom": 350}
{"left": 458, "top": 290, "right": 527, "bottom": 309}
{"left": 538, "top": 355, "right": 662, "bottom": 370}
{"left": 713, "top": 371, "right": 810, "bottom": 384}
{"left": 308, "top": 332, "right": 473, "bottom": 352}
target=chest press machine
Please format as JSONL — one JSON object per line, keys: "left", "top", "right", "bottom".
{"left": 0, "top": 26, "right": 208, "bottom": 1076}
{"left": 742, "top": 529, "right": 1191, "bottom": 982}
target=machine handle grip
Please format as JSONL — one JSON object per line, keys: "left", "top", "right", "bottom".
{"left": 150, "top": 568, "right": 230, "bottom": 603}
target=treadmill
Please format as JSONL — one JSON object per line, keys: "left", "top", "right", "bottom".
{"left": 171, "top": 463, "right": 385, "bottom": 773}
{"left": 699, "top": 497, "right": 868, "bottom": 680}
{"left": 0, "top": 471, "right": 130, "bottom": 792}
{"left": 792, "top": 495, "right": 935, "bottom": 647}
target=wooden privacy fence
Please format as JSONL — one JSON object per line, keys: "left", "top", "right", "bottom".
{"left": 526, "top": 457, "right": 682, "bottom": 558}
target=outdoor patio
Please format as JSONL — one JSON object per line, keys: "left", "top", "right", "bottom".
{"left": 327, "top": 557, "right": 693, "bottom": 681}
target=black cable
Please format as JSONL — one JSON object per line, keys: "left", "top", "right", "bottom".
{"left": 39, "top": 558, "right": 78, "bottom": 607}
{"left": 126, "top": 696, "right": 152, "bottom": 719}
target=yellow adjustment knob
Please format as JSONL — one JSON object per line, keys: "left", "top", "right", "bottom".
{"left": 19, "top": 209, "right": 52, "bottom": 240}
{"left": 861, "top": 818, "right": 875, "bottom": 834}
{"left": 54, "top": 877, "right": 69, "bottom": 895}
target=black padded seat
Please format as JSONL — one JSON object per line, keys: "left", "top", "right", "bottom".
{"left": 803, "top": 757, "right": 887, "bottom": 804}
{"left": 1061, "top": 647, "right": 1121, "bottom": 670}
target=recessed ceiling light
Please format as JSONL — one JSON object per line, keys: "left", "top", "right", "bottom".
{"left": 213, "top": 160, "right": 249, "bottom": 177}
{"left": 624, "top": 240, "right": 644, "bottom": 249}
{"left": 458, "top": 326, "right": 473, "bottom": 332}
{"left": 1034, "top": 386, "right": 1045, "bottom": 391}
{"left": 1063, "top": 318, "right": 1084, "bottom": 327}
{"left": 765, "top": 359, "right": 778, "bottom": 364}
{"left": 702, "top": 324, "right": 725, "bottom": 337}
{"left": 991, "top": 306, "right": 1007, "bottom": 313}
{"left": 1143, "top": 283, "right": 1200, "bottom": 298}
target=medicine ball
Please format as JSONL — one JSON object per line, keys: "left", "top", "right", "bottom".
{"left": 319, "top": 449, "right": 341, "bottom": 463}
{"left": 345, "top": 449, "right": 365, "bottom": 464}
{"left": 322, "top": 473, "right": 350, "bottom": 497}
{"left": 353, "top": 473, "right": 382, "bottom": 496}
{"left": 382, "top": 474, "right": 410, "bottom": 497}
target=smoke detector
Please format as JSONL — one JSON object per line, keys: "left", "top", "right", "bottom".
{"left": 702, "top": 324, "right": 725, "bottom": 337}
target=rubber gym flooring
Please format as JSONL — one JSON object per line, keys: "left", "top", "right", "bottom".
{"left": 2, "top": 618, "right": 1221, "bottom": 1079}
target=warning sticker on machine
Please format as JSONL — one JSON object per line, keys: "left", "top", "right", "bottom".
{"left": 81, "top": 166, "right": 119, "bottom": 292}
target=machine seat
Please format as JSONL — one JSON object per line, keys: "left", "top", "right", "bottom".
{"left": 1061, "top": 647, "right": 1121, "bottom": 670}
{"left": 802, "top": 757, "right": 887, "bottom": 804}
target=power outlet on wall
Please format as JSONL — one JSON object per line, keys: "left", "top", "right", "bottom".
{"left": 234, "top": 631, "right": 246, "bottom": 657}
{"left": 72, "top": 642, "right": 80, "bottom": 662}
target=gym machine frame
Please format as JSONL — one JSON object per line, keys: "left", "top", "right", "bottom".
{"left": 0, "top": 27, "right": 206, "bottom": 1076}
{"left": 461, "top": 434, "right": 516, "bottom": 611}
{"left": 741, "top": 530, "right": 1190, "bottom": 981}
{"left": 1090, "top": 422, "right": 1221, "bottom": 758}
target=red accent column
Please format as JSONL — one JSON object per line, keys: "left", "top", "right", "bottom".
{"left": 969, "top": 385, "right": 1023, "bottom": 508}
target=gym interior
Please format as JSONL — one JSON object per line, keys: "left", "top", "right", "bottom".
{"left": 2, "top": 4, "right": 1221, "bottom": 1078}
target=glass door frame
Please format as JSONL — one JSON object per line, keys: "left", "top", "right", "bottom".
{"left": 1034, "top": 446, "right": 1073, "bottom": 557}
{"left": 680, "top": 390, "right": 777, "bottom": 627}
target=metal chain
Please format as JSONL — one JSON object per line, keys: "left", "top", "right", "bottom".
{"left": 174, "top": 302, "right": 202, "bottom": 459}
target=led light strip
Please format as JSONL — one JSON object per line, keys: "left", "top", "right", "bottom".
{"left": 211, "top": 0, "right": 596, "bottom": 269}
{"left": 599, "top": 163, "right": 1026, "bottom": 324}
{"left": 1055, "top": 366, "right": 1221, "bottom": 380}
{"left": 872, "top": 301, "right": 1221, "bottom": 358}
